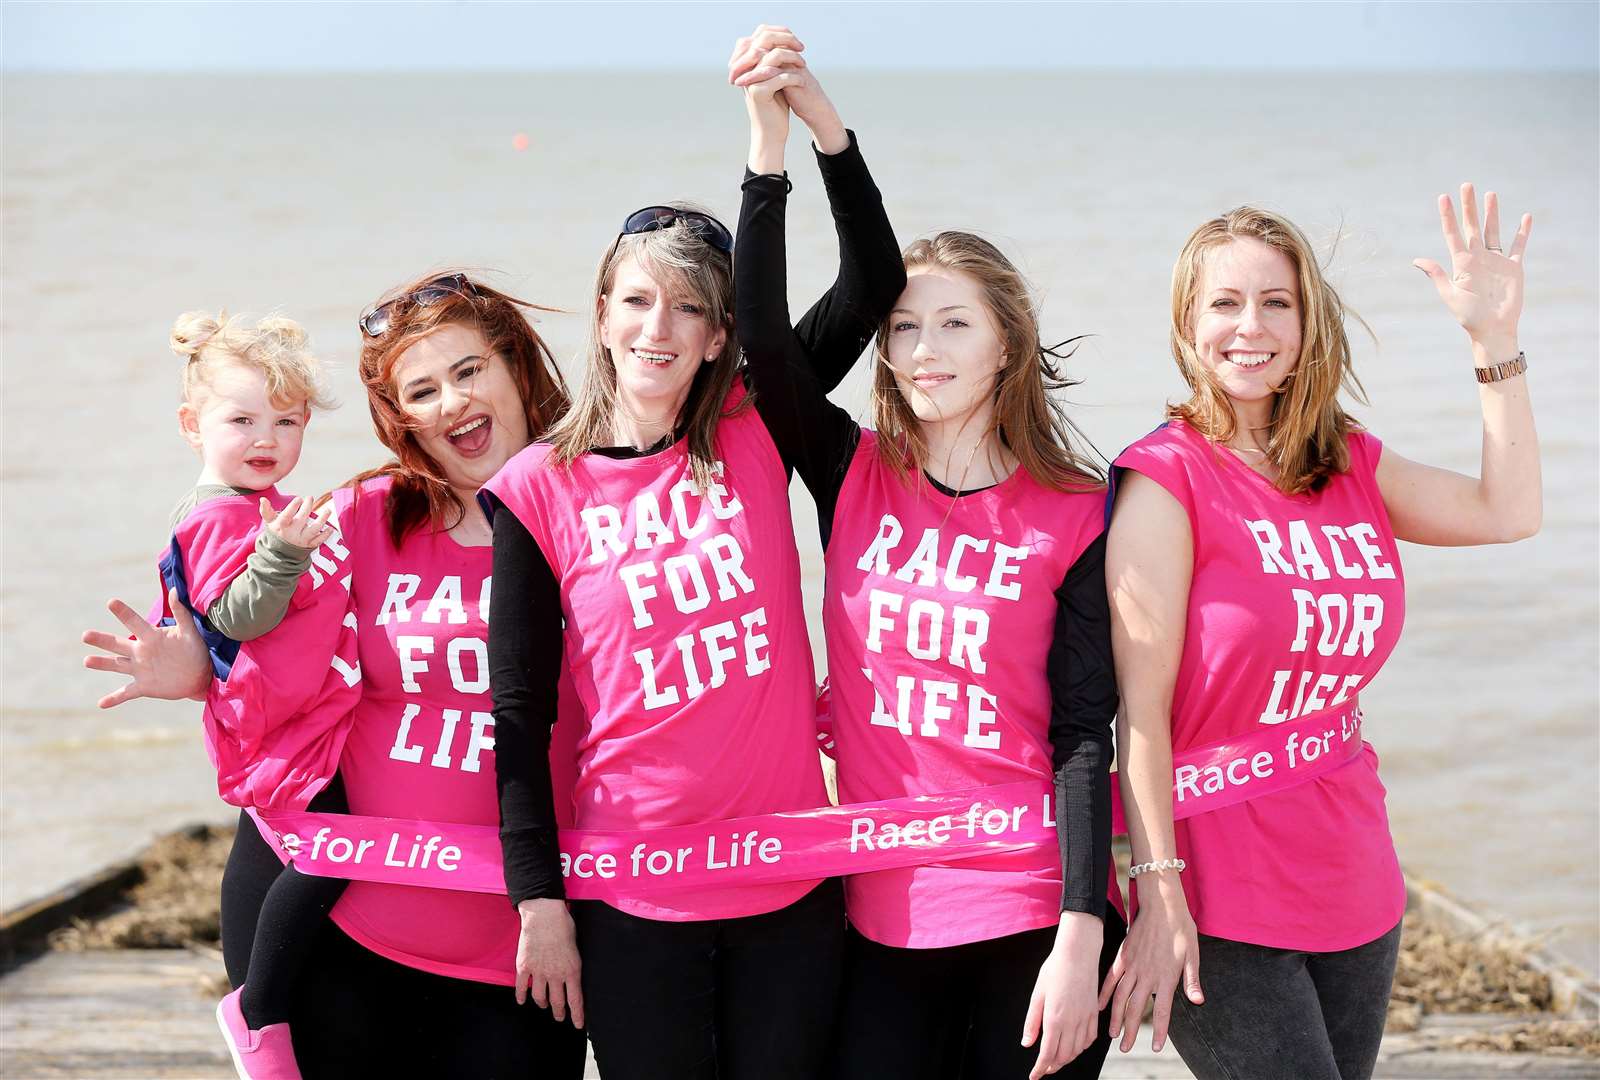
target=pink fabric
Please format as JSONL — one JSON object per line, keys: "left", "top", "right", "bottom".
{"left": 255, "top": 781, "right": 1067, "bottom": 899}
{"left": 1114, "top": 421, "right": 1407, "bottom": 951}
{"left": 319, "top": 477, "right": 579, "bottom": 985}
{"left": 162, "top": 489, "right": 358, "bottom": 811}
{"left": 1109, "top": 699, "right": 1367, "bottom": 834}
{"left": 823, "top": 432, "right": 1107, "bottom": 948}
{"left": 482, "top": 385, "right": 826, "bottom": 921}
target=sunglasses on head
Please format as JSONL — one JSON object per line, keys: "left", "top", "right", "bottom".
{"left": 359, "top": 273, "right": 482, "bottom": 338}
{"left": 620, "top": 206, "right": 734, "bottom": 255}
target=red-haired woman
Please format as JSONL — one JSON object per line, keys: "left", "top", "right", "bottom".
{"left": 84, "top": 273, "right": 589, "bottom": 1077}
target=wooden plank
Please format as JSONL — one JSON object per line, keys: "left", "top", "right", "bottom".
{"left": 1, "top": 951, "right": 230, "bottom": 1079}
{"left": 5, "top": 949, "right": 1595, "bottom": 1079}
{"left": 0, "top": 864, "right": 141, "bottom": 971}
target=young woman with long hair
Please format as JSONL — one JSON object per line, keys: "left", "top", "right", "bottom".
{"left": 731, "top": 28, "right": 1124, "bottom": 1079}
{"left": 478, "top": 41, "right": 903, "bottom": 1078}
{"left": 1100, "top": 192, "right": 1539, "bottom": 1080}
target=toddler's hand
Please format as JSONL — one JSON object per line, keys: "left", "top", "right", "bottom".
{"left": 260, "top": 496, "right": 334, "bottom": 551}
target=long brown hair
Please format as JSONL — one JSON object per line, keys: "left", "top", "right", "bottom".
{"left": 347, "top": 272, "right": 569, "bottom": 547}
{"left": 545, "top": 206, "right": 744, "bottom": 493}
{"left": 870, "top": 232, "right": 1103, "bottom": 492}
{"left": 1168, "top": 207, "right": 1370, "bottom": 494}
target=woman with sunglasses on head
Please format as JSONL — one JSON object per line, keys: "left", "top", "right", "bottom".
{"left": 729, "top": 29, "right": 1123, "bottom": 1080}
{"left": 1100, "top": 191, "right": 1539, "bottom": 1080}
{"left": 84, "top": 273, "right": 589, "bottom": 1078}
{"left": 478, "top": 44, "right": 902, "bottom": 1080}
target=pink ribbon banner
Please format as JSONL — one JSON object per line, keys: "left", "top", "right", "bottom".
{"left": 252, "top": 781, "right": 1063, "bottom": 900}
{"left": 250, "top": 700, "right": 1365, "bottom": 901}
{"left": 1111, "top": 698, "right": 1367, "bottom": 834}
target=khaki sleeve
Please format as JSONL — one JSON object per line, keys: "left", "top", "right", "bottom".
{"left": 205, "top": 529, "right": 315, "bottom": 641}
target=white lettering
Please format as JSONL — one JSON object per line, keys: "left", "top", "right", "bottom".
{"left": 1246, "top": 520, "right": 1295, "bottom": 574}
{"left": 397, "top": 635, "right": 433, "bottom": 692}
{"left": 580, "top": 505, "right": 624, "bottom": 564}
{"left": 857, "top": 515, "right": 904, "bottom": 575}
{"left": 944, "top": 535, "right": 988, "bottom": 593}
{"left": 377, "top": 574, "right": 421, "bottom": 624}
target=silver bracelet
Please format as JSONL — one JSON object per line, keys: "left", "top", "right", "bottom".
{"left": 1128, "top": 858, "right": 1187, "bottom": 878}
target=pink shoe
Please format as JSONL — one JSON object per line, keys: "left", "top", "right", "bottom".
{"left": 216, "top": 987, "right": 303, "bottom": 1080}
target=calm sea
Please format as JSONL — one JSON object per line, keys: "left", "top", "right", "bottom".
{"left": 3, "top": 72, "right": 1595, "bottom": 972}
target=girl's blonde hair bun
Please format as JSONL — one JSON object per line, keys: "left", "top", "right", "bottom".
{"left": 169, "top": 310, "right": 224, "bottom": 360}
{"left": 170, "top": 309, "right": 336, "bottom": 411}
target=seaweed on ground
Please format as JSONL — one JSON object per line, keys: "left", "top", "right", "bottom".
{"left": 48, "top": 826, "right": 229, "bottom": 951}
{"left": 1438, "top": 1020, "right": 1600, "bottom": 1057}
{"left": 1388, "top": 909, "right": 1555, "bottom": 1024}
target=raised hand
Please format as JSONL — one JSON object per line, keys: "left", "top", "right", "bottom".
{"left": 727, "top": 24, "right": 805, "bottom": 86}
{"left": 81, "top": 588, "right": 211, "bottom": 708}
{"left": 1413, "top": 183, "right": 1532, "bottom": 357}
{"left": 730, "top": 24, "right": 847, "bottom": 155}
{"left": 735, "top": 28, "right": 795, "bottom": 171}
{"left": 261, "top": 495, "right": 334, "bottom": 551}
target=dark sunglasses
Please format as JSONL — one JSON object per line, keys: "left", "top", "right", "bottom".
{"left": 621, "top": 206, "right": 734, "bottom": 254}
{"left": 359, "top": 273, "right": 482, "bottom": 338}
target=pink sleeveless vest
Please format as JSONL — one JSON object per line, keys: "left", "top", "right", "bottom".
{"left": 320, "top": 477, "right": 580, "bottom": 984}
{"left": 161, "top": 487, "right": 358, "bottom": 812}
{"left": 1114, "top": 422, "right": 1407, "bottom": 950}
{"left": 483, "top": 385, "right": 827, "bottom": 921}
{"left": 824, "top": 432, "right": 1107, "bottom": 948}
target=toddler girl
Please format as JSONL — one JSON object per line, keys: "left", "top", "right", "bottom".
{"left": 159, "top": 311, "right": 359, "bottom": 1080}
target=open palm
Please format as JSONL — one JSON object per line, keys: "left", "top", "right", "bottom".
{"left": 1414, "top": 183, "right": 1531, "bottom": 348}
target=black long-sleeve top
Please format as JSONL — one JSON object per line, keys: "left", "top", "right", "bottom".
{"left": 733, "top": 147, "right": 1117, "bottom": 919}
{"left": 486, "top": 134, "right": 907, "bottom": 908}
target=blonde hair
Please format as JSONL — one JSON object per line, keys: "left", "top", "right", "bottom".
{"left": 870, "top": 232, "right": 1103, "bottom": 492}
{"left": 170, "top": 310, "right": 334, "bottom": 411}
{"left": 546, "top": 206, "right": 743, "bottom": 492}
{"left": 1168, "top": 207, "right": 1369, "bottom": 494}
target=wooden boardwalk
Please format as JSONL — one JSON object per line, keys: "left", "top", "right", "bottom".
{"left": 3, "top": 947, "right": 1594, "bottom": 1079}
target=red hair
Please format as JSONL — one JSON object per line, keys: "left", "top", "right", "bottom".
{"left": 345, "top": 273, "right": 568, "bottom": 547}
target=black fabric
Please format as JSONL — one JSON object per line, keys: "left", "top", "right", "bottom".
{"left": 736, "top": 133, "right": 905, "bottom": 540}
{"left": 833, "top": 908, "right": 1125, "bottom": 1080}
{"left": 488, "top": 133, "right": 903, "bottom": 908}
{"left": 220, "top": 817, "right": 587, "bottom": 1078}
{"left": 734, "top": 133, "right": 1117, "bottom": 916}
{"left": 572, "top": 880, "right": 845, "bottom": 1080}
{"left": 1048, "top": 533, "right": 1116, "bottom": 918}
{"left": 486, "top": 500, "right": 567, "bottom": 905}
{"left": 221, "top": 809, "right": 280, "bottom": 989}
{"left": 236, "top": 774, "right": 350, "bottom": 1028}
{"left": 1167, "top": 921, "right": 1403, "bottom": 1080}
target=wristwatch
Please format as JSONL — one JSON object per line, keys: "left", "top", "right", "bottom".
{"left": 1475, "top": 351, "right": 1528, "bottom": 384}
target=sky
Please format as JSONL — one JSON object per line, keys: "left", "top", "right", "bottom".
{"left": 4, "top": 1, "right": 1597, "bottom": 72}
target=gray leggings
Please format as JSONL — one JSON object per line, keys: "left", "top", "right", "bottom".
{"left": 1167, "top": 921, "right": 1402, "bottom": 1080}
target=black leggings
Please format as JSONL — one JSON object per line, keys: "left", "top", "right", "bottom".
{"left": 834, "top": 908, "right": 1126, "bottom": 1080}
{"left": 226, "top": 778, "right": 349, "bottom": 1028}
{"left": 221, "top": 812, "right": 587, "bottom": 1078}
{"left": 571, "top": 879, "right": 845, "bottom": 1080}
{"left": 1166, "top": 921, "right": 1402, "bottom": 1080}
